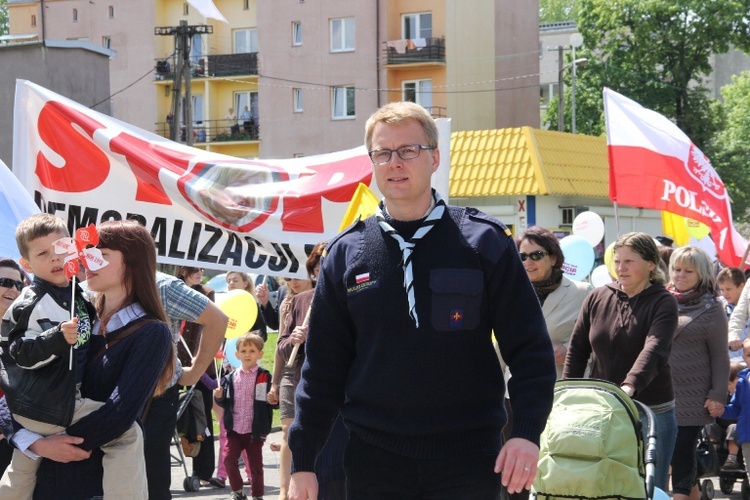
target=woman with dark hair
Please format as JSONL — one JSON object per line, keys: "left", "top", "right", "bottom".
{"left": 267, "top": 242, "right": 326, "bottom": 500}
{"left": 174, "top": 266, "right": 218, "bottom": 488}
{"left": 0, "top": 258, "right": 26, "bottom": 475}
{"left": 667, "top": 246, "right": 728, "bottom": 500}
{"left": 517, "top": 227, "right": 591, "bottom": 379}
{"left": 5, "top": 220, "right": 174, "bottom": 499}
{"left": 564, "top": 232, "right": 679, "bottom": 491}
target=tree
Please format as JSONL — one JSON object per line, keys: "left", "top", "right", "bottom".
{"left": 546, "top": 0, "right": 750, "bottom": 150}
{"left": 0, "top": 0, "right": 8, "bottom": 37}
{"left": 540, "top": 0, "right": 578, "bottom": 23}
{"left": 712, "top": 72, "right": 750, "bottom": 224}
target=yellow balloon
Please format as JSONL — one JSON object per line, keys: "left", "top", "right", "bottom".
{"left": 604, "top": 242, "right": 616, "bottom": 278}
{"left": 685, "top": 217, "right": 710, "bottom": 240}
{"left": 216, "top": 289, "right": 258, "bottom": 339}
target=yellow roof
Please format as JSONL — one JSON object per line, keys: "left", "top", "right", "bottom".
{"left": 449, "top": 127, "right": 609, "bottom": 198}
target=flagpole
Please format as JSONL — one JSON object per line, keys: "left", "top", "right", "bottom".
{"left": 613, "top": 201, "right": 621, "bottom": 237}
{"left": 741, "top": 242, "right": 750, "bottom": 270}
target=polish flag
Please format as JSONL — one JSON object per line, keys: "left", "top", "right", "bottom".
{"left": 604, "top": 88, "right": 747, "bottom": 267}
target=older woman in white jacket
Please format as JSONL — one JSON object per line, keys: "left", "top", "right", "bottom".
{"left": 518, "top": 227, "right": 592, "bottom": 379}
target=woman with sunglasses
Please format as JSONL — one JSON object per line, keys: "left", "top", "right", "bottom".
{"left": 0, "top": 258, "right": 26, "bottom": 476}
{"left": 563, "top": 232, "right": 679, "bottom": 492}
{"left": 517, "top": 227, "right": 592, "bottom": 379}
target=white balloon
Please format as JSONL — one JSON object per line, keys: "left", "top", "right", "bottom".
{"left": 572, "top": 211, "right": 605, "bottom": 247}
{"left": 590, "top": 265, "right": 614, "bottom": 287}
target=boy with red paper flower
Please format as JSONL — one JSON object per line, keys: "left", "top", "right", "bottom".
{"left": 0, "top": 214, "right": 144, "bottom": 498}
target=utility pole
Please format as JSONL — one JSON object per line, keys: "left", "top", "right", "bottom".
{"left": 557, "top": 45, "right": 564, "bottom": 132}
{"left": 155, "top": 21, "right": 213, "bottom": 145}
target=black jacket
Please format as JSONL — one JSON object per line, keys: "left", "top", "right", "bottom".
{"left": 0, "top": 278, "right": 96, "bottom": 426}
{"left": 215, "top": 365, "right": 274, "bottom": 438}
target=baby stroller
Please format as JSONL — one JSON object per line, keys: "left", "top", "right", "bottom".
{"left": 698, "top": 423, "right": 750, "bottom": 500}
{"left": 532, "top": 379, "right": 657, "bottom": 500}
{"left": 695, "top": 426, "right": 721, "bottom": 499}
{"left": 171, "top": 384, "right": 209, "bottom": 492}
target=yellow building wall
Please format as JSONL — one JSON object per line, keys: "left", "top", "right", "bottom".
{"left": 388, "top": 0, "right": 446, "bottom": 40}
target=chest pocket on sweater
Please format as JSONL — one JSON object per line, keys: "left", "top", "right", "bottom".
{"left": 430, "top": 269, "right": 483, "bottom": 331}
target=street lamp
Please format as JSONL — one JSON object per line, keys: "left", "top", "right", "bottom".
{"left": 556, "top": 51, "right": 588, "bottom": 133}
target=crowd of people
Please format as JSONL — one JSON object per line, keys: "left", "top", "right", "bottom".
{"left": 0, "top": 100, "right": 748, "bottom": 500}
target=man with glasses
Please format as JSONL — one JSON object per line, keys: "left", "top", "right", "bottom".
{"left": 288, "top": 101, "right": 556, "bottom": 499}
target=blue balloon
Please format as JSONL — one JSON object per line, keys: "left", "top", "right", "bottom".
{"left": 560, "top": 234, "right": 595, "bottom": 281}
{"left": 223, "top": 337, "right": 241, "bottom": 370}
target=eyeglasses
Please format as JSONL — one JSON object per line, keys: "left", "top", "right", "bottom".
{"left": 519, "top": 251, "right": 549, "bottom": 262}
{"left": 368, "top": 144, "right": 435, "bottom": 165}
{"left": 0, "top": 278, "right": 24, "bottom": 291}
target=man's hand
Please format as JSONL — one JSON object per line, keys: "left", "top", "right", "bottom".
{"left": 729, "top": 339, "right": 743, "bottom": 351}
{"left": 29, "top": 434, "right": 91, "bottom": 463}
{"left": 494, "top": 437, "right": 539, "bottom": 494}
{"left": 288, "top": 471, "right": 318, "bottom": 500}
{"left": 61, "top": 318, "right": 79, "bottom": 345}
{"left": 178, "top": 302, "right": 227, "bottom": 386}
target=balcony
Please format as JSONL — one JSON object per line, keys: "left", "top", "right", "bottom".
{"left": 383, "top": 37, "right": 445, "bottom": 66}
{"left": 155, "top": 118, "right": 260, "bottom": 144}
{"left": 154, "top": 52, "right": 258, "bottom": 80}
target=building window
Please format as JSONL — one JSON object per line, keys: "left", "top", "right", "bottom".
{"left": 403, "top": 79, "right": 432, "bottom": 112}
{"left": 73, "top": 8, "right": 78, "bottom": 22}
{"left": 235, "top": 91, "right": 259, "bottom": 122}
{"left": 109, "top": 6, "right": 114, "bottom": 18}
{"left": 243, "top": 0, "right": 250, "bottom": 10}
{"left": 183, "top": 3, "right": 189, "bottom": 15}
{"left": 31, "top": 15, "right": 36, "bottom": 27}
{"left": 292, "top": 21, "right": 302, "bottom": 46}
{"left": 561, "top": 207, "right": 574, "bottom": 226}
{"left": 233, "top": 28, "right": 259, "bottom": 54}
{"left": 293, "top": 88, "right": 303, "bottom": 112}
{"left": 332, "top": 85, "right": 355, "bottom": 119}
{"left": 102, "top": 36, "right": 111, "bottom": 49}
{"left": 330, "top": 17, "right": 355, "bottom": 52}
{"left": 402, "top": 12, "right": 432, "bottom": 39}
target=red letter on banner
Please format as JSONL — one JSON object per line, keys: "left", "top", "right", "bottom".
{"left": 281, "top": 156, "right": 372, "bottom": 232}
{"left": 109, "top": 133, "right": 193, "bottom": 205}
{"left": 35, "top": 101, "right": 109, "bottom": 192}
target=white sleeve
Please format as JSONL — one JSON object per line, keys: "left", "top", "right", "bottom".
{"left": 10, "top": 429, "right": 42, "bottom": 460}
{"left": 729, "top": 285, "right": 750, "bottom": 342}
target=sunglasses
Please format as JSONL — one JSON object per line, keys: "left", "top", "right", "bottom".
{"left": 0, "top": 278, "right": 24, "bottom": 291}
{"left": 519, "top": 250, "right": 549, "bottom": 262}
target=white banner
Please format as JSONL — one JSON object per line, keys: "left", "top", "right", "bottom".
{"left": 12, "top": 80, "right": 377, "bottom": 278}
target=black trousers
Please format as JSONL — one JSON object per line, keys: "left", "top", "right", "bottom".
{"left": 192, "top": 380, "right": 215, "bottom": 480}
{"left": 144, "top": 383, "right": 180, "bottom": 500}
{"left": 344, "top": 432, "right": 502, "bottom": 499}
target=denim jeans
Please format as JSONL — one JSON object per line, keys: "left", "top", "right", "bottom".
{"left": 642, "top": 407, "right": 677, "bottom": 493}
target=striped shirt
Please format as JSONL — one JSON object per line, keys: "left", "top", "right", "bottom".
{"left": 231, "top": 365, "right": 259, "bottom": 435}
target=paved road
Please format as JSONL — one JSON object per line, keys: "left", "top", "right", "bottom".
{"left": 167, "top": 431, "right": 750, "bottom": 500}
{"left": 169, "top": 429, "right": 283, "bottom": 499}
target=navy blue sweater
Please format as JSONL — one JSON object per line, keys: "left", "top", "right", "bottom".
{"left": 66, "top": 317, "right": 172, "bottom": 450}
{"left": 289, "top": 205, "right": 556, "bottom": 472}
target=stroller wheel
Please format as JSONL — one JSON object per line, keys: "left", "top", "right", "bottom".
{"left": 700, "top": 479, "right": 714, "bottom": 500}
{"left": 184, "top": 475, "right": 201, "bottom": 492}
{"left": 720, "top": 474, "right": 735, "bottom": 494}
{"left": 742, "top": 477, "right": 750, "bottom": 500}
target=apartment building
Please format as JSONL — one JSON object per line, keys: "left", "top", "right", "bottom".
{"left": 8, "top": 0, "right": 541, "bottom": 158}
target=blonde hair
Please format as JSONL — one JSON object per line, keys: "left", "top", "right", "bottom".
{"left": 364, "top": 101, "right": 437, "bottom": 152}
{"left": 669, "top": 246, "right": 716, "bottom": 295}
{"left": 226, "top": 271, "right": 255, "bottom": 295}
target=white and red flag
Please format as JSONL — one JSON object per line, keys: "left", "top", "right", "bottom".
{"left": 604, "top": 87, "right": 748, "bottom": 267}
